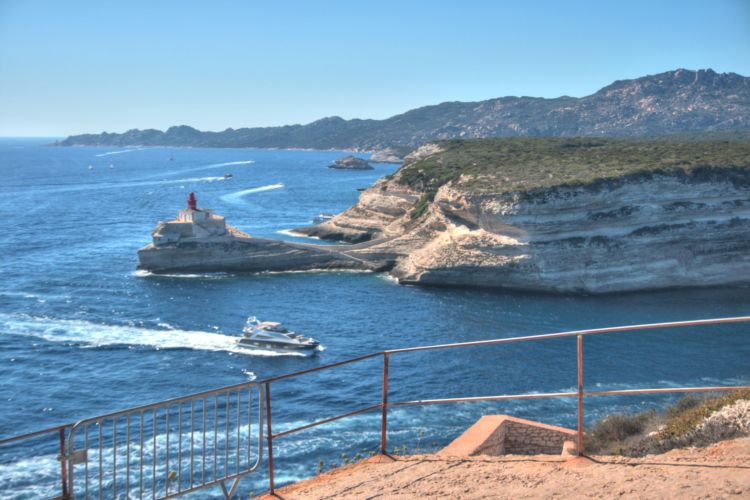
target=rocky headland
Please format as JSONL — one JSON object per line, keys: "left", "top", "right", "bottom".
{"left": 296, "top": 136, "right": 750, "bottom": 293}
{"left": 138, "top": 137, "right": 750, "bottom": 294}
{"left": 329, "top": 155, "right": 373, "bottom": 170}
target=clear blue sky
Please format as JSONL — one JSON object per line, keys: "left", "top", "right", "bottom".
{"left": 1, "top": 0, "right": 748, "bottom": 137}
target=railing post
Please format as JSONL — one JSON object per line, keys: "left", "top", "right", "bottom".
{"left": 577, "top": 334, "right": 584, "bottom": 456}
{"left": 59, "top": 427, "right": 69, "bottom": 499}
{"left": 380, "top": 352, "right": 389, "bottom": 454}
{"left": 265, "top": 383, "right": 275, "bottom": 496}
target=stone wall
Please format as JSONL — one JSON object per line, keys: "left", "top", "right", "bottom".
{"left": 440, "top": 415, "right": 576, "bottom": 457}
{"left": 502, "top": 419, "right": 574, "bottom": 455}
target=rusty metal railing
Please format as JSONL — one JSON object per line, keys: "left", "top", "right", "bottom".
{"left": 0, "top": 424, "right": 72, "bottom": 499}
{"left": 65, "top": 382, "right": 263, "bottom": 499}
{"left": 2, "top": 315, "right": 750, "bottom": 498}
{"left": 257, "top": 315, "right": 750, "bottom": 495}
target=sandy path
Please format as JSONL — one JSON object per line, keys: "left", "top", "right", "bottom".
{"left": 258, "top": 438, "right": 750, "bottom": 499}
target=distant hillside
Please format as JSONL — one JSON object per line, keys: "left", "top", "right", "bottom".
{"left": 57, "top": 69, "right": 750, "bottom": 151}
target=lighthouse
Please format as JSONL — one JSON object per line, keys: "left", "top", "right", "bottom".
{"left": 149, "top": 192, "right": 230, "bottom": 246}
{"left": 176, "top": 191, "right": 210, "bottom": 223}
{"left": 187, "top": 192, "right": 197, "bottom": 210}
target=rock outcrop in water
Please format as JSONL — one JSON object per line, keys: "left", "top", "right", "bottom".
{"left": 137, "top": 193, "right": 394, "bottom": 274}
{"left": 329, "top": 155, "right": 373, "bottom": 170}
{"left": 297, "top": 137, "right": 750, "bottom": 293}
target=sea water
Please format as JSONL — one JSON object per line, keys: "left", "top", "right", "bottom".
{"left": 1, "top": 138, "right": 749, "bottom": 497}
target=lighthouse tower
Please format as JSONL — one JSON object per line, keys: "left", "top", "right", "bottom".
{"left": 187, "top": 191, "right": 197, "bottom": 210}
{"left": 151, "top": 192, "right": 228, "bottom": 246}
{"left": 178, "top": 192, "right": 204, "bottom": 221}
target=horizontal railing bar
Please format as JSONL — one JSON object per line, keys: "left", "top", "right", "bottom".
{"left": 385, "top": 316, "right": 750, "bottom": 354}
{"left": 391, "top": 391, "right": 579, "bottom": 407}
{"left": 272, "top": 404, "right": 383, "bottom": 439}
{"left": 390, "top": 385, "right": 750, "bottom": 408}
{"left": 0, "top": 424, "right": 70, "bottom": 446}
{"left": 260, "top": 316, "right": 750, "bottom": 387}
{"left": 262, "top": 352, "right": 383, "bottom": 384}
{"left": 69, "top": 381, "right": 261, "bottom": 426}
{"left": 259, "top": 384, "right": 750, "bottom": 443}
{"left": 584, "top": 386, "right": 750, "bottom": 397}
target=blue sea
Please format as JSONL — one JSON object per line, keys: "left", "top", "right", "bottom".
{"left": 1, "top": 138, "right": 749, "bottom": 498}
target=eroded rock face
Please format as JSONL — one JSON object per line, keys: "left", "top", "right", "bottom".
{"left": 301, "top": 170, "right": 750, "bottom": 293}
{"left": 294, "top": 178, "right": 421, "bottom": 243}
{"left": 369, "top": 148, "right": 405, "bottom": 163}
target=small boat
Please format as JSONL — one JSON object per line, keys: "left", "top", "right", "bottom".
{"left": 238, "top": 317, "right": 319, "bottom": 351}
{"left": 312, "top": 212, "right": 336, "bottom": 224}
{"left": 87, "top": 164, "right": 94, "bottom": 170}
{"left": 223, "top": 173, "right": 233, "bottom": 179}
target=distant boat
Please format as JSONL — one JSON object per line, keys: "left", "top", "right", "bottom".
{"left": 109, "top": 163, "right": 115, "bottom": 169}
{"left": 169, "top": 157, "right": 175, "bottom": 161}
{"left": 87, "top": 164, "right": 94, "bottom": 170}
{"left": 312, "top": 212, "right": 336, "bottom": 224}
{"left": 223, "top": 173, "right": 233, "bottom": 179}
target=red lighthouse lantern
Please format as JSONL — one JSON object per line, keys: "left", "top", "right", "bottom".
{"left": 187, "top": 192, "right": 197, "bottom": 210}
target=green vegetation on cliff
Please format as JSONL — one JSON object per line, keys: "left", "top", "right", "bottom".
{"left": 396, "top": 136, "right": 750, "bottom": 196}
{"left": 585, "top": 390, "right": 750, "bottom": 456}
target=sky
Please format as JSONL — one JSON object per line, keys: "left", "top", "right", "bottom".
{"left": 0, "top": 0, "right": 748, "bottom": 137}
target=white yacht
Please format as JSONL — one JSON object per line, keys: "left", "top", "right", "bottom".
{"left": 238, "top": 317, "right": 320, "bottom": 351}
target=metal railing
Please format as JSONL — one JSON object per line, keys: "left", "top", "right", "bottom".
{"left": 0, "top": 424, "right": 72, "bottom": 500}
{"left": 2, "top": 315, "right": 750, "bottom": 499}
{"left": 258, "top": 315, "right": 750, "bottom": 495}
{"left": 66, "top": 382, "right": 263, "bottom": 499}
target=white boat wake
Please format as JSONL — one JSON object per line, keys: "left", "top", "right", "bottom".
{"left": 132, "top": 270, "right": 233, "bottom": 279}
{"left": 221, "top": 183, "right": 284, "bottom": 204}
{"left": 275, "top": 228, "right": 318, "bottom": 239}
{"left": 0, "top": 314, "right": 305, "bottom": 357}
{"left": 144, "top": 160, "right": 256, "bottom": 178}
{"left": 207, "top": 160, "right": 255, "bottom": 168}
{"left": 15, "top": 175, "right": 229, "bottom": 196}
{"left": 95, "top": 148, "right": 143, "bottom": 157}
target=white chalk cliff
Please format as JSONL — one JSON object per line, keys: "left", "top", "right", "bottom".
{"left": 299, "top": 140, "right": 750, "bottom": 293}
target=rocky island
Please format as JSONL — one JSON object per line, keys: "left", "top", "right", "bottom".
{"left": 329, "top": 155, "right": 373, "bottom": 170}
{"left": 137, "top": 192, "right": 394, "bottom": 274}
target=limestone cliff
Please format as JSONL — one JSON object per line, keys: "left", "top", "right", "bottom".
{"left": 299, "top": 137, "right": 750, "bottom": 293}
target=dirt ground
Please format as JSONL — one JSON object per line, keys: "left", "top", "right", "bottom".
{"left": 257, "top": 437, "right": 750, "bottom": 499}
